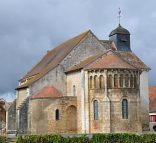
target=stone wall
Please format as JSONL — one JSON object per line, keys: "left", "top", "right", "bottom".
{"left": 109, "top": 89, "right": 141, "bottom": 133}
{"left": 7, "top": 100, "right": 16, "bottom": 132}
{"left": 18, "top": 98, "right": 29, "bottom": 134}
{"left": 29, "top": 32, "right": 107, "bottom": 134}
{"left": 16, "top": 88, "right": 29, "bottom": 109}
{"left": 140, "top": 71, "right": 150, "bottom": 131}
{"left": 88, "top": 69, "right": 142, "bottom": 133}
{"left": 30, "top": 32, "right": 107, "bottom": 97}
{"left": 67, "top": 72, "right": 83, "bottom": 133}
{"left": 29, "top": 97, "right": 76, "bottom": 134}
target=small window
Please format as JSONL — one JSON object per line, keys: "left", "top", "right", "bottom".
{"left": 93, "top": 100, "right": 98, "bottom": 120}
{"left": 55, "top": 109, "right": 60, "bottom": 120}
{"left": 73, "top": 85, "right": 76, "bottom": 96}
{"left": 125, "top": 74, "right": 129, "bottom": 88}
{"left": 122, "top": 99, "right": 128, "bottom": 119}
{"left": 94, "top": 75, "right": 98, "bottom": 89}
{"left": 120, "top": 74, "right": 123, "bottom": 88}
{"left": 99, "top": 75, "right": 104, "bottom": 89}
{"left": 134, "top": 75, "right": 138, "bottom": 88}
{"left": 89, "top": 76, "right": 93, "bottom": 89}
{"left": 114, "top": 74, "right": 118, "bottom": 88}
{"left": 150, "top": 115, "right": 156, "bottom": 122}
{"left": 108, "top": 75, "right": 112, "bottom": 88}
{"left": 130, "top": 75, "right": 134, "bottom": 88}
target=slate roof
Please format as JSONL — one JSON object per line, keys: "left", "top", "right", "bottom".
{"left": 149, "top": 86, "right": 156, "bottom": 113}
{"left": 16, "top": 30, "right": 90, "bottom": 89}
{"left": 31, "top": 86, "right": 63, "bottom": 99}
{"left": 109, "top": 24, "right": 130, "bottom": 37}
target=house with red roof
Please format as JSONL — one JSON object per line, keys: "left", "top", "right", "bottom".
{"left": 7, "top": 24, "right": 150, "bottom": 135}
{"left": 149, "top": 86, "right": 156, "bottom": 132}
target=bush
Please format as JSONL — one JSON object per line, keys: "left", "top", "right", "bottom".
{"left": 91, "top": 133, "right": 142, "bottom": 143}
{"left": 0, "top": 136, "right": 6, "bottom": 143}
{"left": 16, "top": 134, "right": 90, "bottom": 143}
{"left": 16, "top": 133, "right": 156, "bottom": 143}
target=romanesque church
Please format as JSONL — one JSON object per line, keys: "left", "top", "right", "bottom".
{"left": 7, "top": 24, "right": 150, "bottom": 134}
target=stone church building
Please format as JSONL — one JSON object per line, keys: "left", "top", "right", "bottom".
{"left": 7, "top": 24, "right": 150, "bottom": 134}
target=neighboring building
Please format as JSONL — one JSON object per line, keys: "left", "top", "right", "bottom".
{"left": 149, "top": 86, "right": 156, "bottom": 132}
{"left": 7, "top": 24, "right": 150, "bottom": 135}
{"left": 0, "top": 98, "right": 10, "bottom": 135}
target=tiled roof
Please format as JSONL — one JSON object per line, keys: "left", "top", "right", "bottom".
{"left": 66, "top": 51, "right": 137, "bottom": 72}
{"left": 85, "top": 51, "right": 137, "bottom": 70}
{"left": 31, "top": 86, "right": 63, "bottom": 99}
{"left": 66, "top": 53, "right": 104, "bottom": 73}
{"left": 116, "top": 51, "right": 149, "bottom": 70}
{"left": 16, "top": 30, "right": 90, "bottom": 89}
{"left": 149, "top": 86, "right": 156, "bottom": 113}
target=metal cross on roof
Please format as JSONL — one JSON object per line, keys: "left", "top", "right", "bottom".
{"left": 118, "top": 8, "right": 121, "bottom": 25}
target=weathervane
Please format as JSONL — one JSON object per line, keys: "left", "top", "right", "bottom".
{"left": 118, "top": 8, "right": 121, "bottom": 26}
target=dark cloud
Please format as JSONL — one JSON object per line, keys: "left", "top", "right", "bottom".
{"left": 0, "top": 0, "right": 156, "bottom": 101}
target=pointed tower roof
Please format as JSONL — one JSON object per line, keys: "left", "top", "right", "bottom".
{"left": 109, "top": 24, "right": 130, "bottom": 37}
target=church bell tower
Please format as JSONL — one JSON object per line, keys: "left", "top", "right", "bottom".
{"left": 109, "top": 9, "right": 131, "bottom": 51}
{"left": 109, "top": 24, "right": 131, "bottom": 51}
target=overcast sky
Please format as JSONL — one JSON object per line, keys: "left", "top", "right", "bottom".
{"left": 0, "top": 0, "right": 156, "bottom": 101}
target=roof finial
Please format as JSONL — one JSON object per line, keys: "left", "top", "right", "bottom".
{"left": 118, "top": 8, "right": 121, "bottom": 26}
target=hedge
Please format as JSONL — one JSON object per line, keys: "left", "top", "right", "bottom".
{"left": 0, "top": 136, "right": 6, "bottom": 143}
{"left": 16, "top": 133, "right": 156, "bottom": 143}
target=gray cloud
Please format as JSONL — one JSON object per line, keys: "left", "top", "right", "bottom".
{"left": 0, "top": 0, "right": 156, "bottom": 100}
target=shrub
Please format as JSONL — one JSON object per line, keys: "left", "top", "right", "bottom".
{"left": 16, "top": 133, "right": 156, "bottom": 143}
{"left": 0, "top": 136, "right": 6, "bottom": 143}
{"left": 16, "top": 134, "right": 90, "bottom": 143}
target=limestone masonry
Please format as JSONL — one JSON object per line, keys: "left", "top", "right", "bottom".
{"left": 7, "top": 25, "right": 150, "bottom": 134}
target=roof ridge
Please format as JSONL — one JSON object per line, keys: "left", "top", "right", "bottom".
{"left": 22, "top": 30, "right": 90, "bottom": 79}
{"left": 116, "top": 51, "right": 149, "bottom": 70}
{"left": 85, "top": 50, "right": 138, "bottom": 70}
{"left": 112, "top": 51, "right": 139, "bottom": 70}
{"left": 83, "top": 50, "right": 111, "bottom": 69}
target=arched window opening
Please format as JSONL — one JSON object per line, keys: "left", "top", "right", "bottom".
{"left": 94, "top": 75, "right": 98, "bottom": 89}
{"left": 122, "top": 99, "right": 128, "bottom": 119}
{"left": 125, "top": 74, "right": 129, "bottom": 88}
{"left": 89, "top": 76, "right": 93, "bottom": 89}
{"left": 99, "top": 75, "right": 104, "bottom": 89}
{"left": 93, "top": 100, "right": 98, "bottom": 120}
{"left": 130, "top": 75, "right": 134, "bottom": 88}
{"left": 108, "top": 75, "right": 112, "bottom": 88}
{"left": 120, "top": 74, "right": 123, "bottom": 88}
{"left": 134, "top": 75, "right": 138, "bottom": 88}
{"left": 73, "top": 85, "right": 76, "bottom": 96}
{"left": 55, "top": 109, "right": 60, "bottom": 120}
{"left": 114, "top": 74, "right": 118, "bottom": 88}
